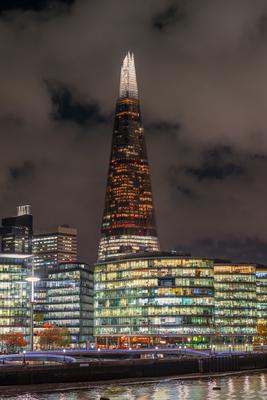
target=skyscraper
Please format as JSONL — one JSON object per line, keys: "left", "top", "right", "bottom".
{"left": 98, "top": 52, "right": 160, "bottom": 261}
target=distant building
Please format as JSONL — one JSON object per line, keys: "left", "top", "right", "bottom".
{"left": 94, "top": 253, "right": 214, "bottom": 348}
{"left": 214, "top": 263, "right": 257, "bottom": 350}
{"left": 45, "top": 262, "right": 94, "bottom": 347}
{"left": 98, "top": 52, "right": 160, "bottom": 262}
{"left": 0, "top": 253, "right": 31, "bottom": 340}
{"left": 33, "top": 225, "right": 77, "bottom": 271}
{"left": 32, "top": 225, "right": 78, "bottom": 333}
{"left": 256, "top": 265, "right": 267, "bottom": 328}
{"left": 0, "top": 205, "right": 33, "bottom": 255}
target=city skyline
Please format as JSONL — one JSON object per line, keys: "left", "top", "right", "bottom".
{"left": 0, "top": 1, "right": 267, "bottom": 263}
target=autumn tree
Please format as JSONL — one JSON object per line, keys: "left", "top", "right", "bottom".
{"left": 38, "top": 323, "right": 71, "bottom": 350}
{"left": 254, "top": 321, "right": 267, "bottom": 345}
{"left": 3, "top": 332, "right": 27, "bottom": 353}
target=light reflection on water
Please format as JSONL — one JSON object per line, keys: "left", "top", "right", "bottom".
{"left": 1, "top": 373, "right": 267, "bottom": 400}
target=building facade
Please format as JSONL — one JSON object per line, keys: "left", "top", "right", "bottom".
{"left": 0, "top": 205, "right": 33, "bottom": 255}
{"left": 256, "top": 265, "right": 267, "bottom": 333}
{"left": 46, "top": 262, "right": 94, "bottom": 347}
{"left": 0, "top": 254, "right": 31, "bottom": 340}
{"left": 94, "top": 254, "right": 214, "bottom": 348}
{"left": 214, "top": 263, "right": 257, "bottom": 349}
{"left": 33, "top": 225, "right": 77, "bottom": 271}
{"left": 98, "top": 52, "right": 160, "bottom": 261}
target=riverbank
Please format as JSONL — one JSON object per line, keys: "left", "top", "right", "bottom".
{"left": 0, "top": 353, "right": 266, "bottom": 389}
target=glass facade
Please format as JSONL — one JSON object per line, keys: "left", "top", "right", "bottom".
{"left": 214, "top": 264, "right": 257, "bottom": 347}
{"left": 46, "top": 262, "right": 94, "bottom": 346}
{"left": 94, "top": 254, "right": 214, "bottom": 348}
{"left": 33, "top": 225, "right": 77, "bottom": 271}
{"left": 0, "top": 206, "right": 32, "bottom": 255}
{"left": 256, "top": 266, "right": 267, "bottom": 325}
{"left": 98, "top": 53, "right": 160, "bottom": 261}
{"left": 0, "top": 254, "right": 30, "bottom": 339}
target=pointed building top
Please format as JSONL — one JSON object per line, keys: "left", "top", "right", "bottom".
{"left": 119, "top": 52, "right": 138, "bottom": 99}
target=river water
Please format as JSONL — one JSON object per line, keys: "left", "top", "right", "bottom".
{"left": 1, "top": 373, "right": 267, "bottom": 400}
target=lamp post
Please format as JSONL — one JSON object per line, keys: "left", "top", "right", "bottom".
{"left": 25, "top": 275, "right": 40, "bottom": 352}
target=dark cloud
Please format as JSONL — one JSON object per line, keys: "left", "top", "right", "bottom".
{"left": 152, "top": 2, "right": 186, "bottom": 31}
{"left": 146, "top": 121, "right": 180, "bottom": 137}
{"left": 0, "top": 0, "right": 74, "bottom": 12}
{"left": 185, "top": 161, "right": 244, "bottom": 181}
{"left": 176, "top": 185, "right": 196, "bottom": 199}
{"left": 184, "top": 145, "right": 244, "bottom": 181}
{"left": 49, "top": 84, "right": 108, "bottom": 126}
{"left": 181, "top": 237, "right": 267, "bottom": 264}
{"left": 9, "top": 161, "right": 35, "bottom": 181}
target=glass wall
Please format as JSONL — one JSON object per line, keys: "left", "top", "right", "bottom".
{"left": 0, "top": 255, "right": 30, "bottom": 340}
{"left": 94, "top": 255, "right": 214, "bottom": 348}
{"left": 214, "top": 264, "right": 257, "bottom": 348}
{"left": 46, "top": 263, "right": 94, "bottom": 347}
{"left": 256, "top": 266, "right": 267, "bottom": 327}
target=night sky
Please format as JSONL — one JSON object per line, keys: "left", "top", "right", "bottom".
{"left": 0, "top": 0, "right": 267, "bottom": 264}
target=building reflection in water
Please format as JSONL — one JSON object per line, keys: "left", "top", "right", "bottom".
{"left": 6, "top": 373, "right": 267, "bottom": 400}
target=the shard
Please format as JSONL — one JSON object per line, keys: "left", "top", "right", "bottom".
{"left": 98, "top": 52, "right": 160, "bottom": 261}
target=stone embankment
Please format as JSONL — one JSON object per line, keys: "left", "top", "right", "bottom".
{"left": 0, "top": 352, "right": 266, "bottom": 386}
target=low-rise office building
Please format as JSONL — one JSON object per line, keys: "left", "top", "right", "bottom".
{"left": 214, "top": 263, "right": 257, "bottom": 349}
{"left": 94, "top": 253, "right": 214, "bottom": 348}
{"left": 256, "top": 265, "right": 267, "bottom": 333}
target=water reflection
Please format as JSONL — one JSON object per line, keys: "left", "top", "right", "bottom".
{"left": 2, "top": 373, "right": 267, "bottom": 400}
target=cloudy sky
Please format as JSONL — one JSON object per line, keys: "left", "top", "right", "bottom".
{"left": 1, "top": 0, "right": 267, "bottom": 263}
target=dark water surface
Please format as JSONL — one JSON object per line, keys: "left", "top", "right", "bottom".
{"left": 1, "top": 373, "right": 267, "bottom": 400}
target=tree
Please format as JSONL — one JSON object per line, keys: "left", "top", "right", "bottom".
{"left": 38, "top": 323, "right": 71, "bottom": 350}
{"left": 3, "top": 332, "right": 27, "bottom": 353}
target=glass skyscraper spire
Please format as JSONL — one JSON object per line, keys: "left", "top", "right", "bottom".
{"left": 98, "top": 52, "right": 160, "bottom": 261}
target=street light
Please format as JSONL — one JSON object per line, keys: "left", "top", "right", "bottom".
{"left": 25, "top": 275, "right": 40, "bottom": 352}
{"left": 63, "top": 348, "right": 66, "bottom": 362}
{"left": 23, "top": 350, "right": 26, "bottom": 364}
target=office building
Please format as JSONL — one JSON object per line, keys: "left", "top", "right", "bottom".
{"left": 33, "top": 225, "right": 77, "bottom": 271}
{"left": 98, "top": 52, "right": 160, "bottom": 261}
{"left": 214, "top": 263, "right": 257, "bottom": 349}
{"left": 256, "top": 265, "right": 267, "bottom": 329}
{"left": 46, "top": 262, "right": 94, "bottom": 347}
{"left": 94, "top": 253, "right": 214, "bottom": 348}
{"left": 0, "top": 205, "right": 33, "bottom": 255}
{"left": 0, "top": 253, "right": 31, "bottom": 340}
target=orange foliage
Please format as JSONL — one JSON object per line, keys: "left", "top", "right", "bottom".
{"left": 0, "top": 332, "right": 27, "bottom": 352}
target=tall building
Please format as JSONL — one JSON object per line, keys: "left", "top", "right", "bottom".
{"left": 32, "top": 225, "right": 78, "bottom": 337}
{"left": 0, "top": 205, "right": 33, "bottom": 255}
{"left": 46, "top": 262, "right": 94, "bottom": 347}
{"left": 98, "top": 52, "right": 160, "bottom": 261}
{"left": 33, "top": 225, "right": 77, "bottom": 271}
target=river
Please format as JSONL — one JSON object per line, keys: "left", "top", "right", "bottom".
{"left": 1, "top": 372, "right": 267, "bottom": 400}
